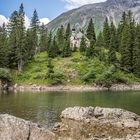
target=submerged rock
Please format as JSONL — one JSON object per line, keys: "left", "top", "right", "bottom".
{"left": 55, "top": 107, "right": 140, "bottom": 140}
{"left": 0, "top": 114, "right": 55, "bottom": 140}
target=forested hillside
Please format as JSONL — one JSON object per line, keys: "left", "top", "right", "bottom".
{"left": 0, "top": 4, "right": 140, "bottom": 86}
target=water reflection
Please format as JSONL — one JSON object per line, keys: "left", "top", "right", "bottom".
{"left": 0, "top": 90, "right": 140, "bottom": 128}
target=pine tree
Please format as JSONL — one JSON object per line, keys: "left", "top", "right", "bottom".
{"left": 17, "top": 3, "right": 26, "bottom": 71}
{"left": 86, "top": 18, "right": 96, "bottom": 57}
{"left": 80, "top": 36, "right": 86, "bottom": 53}
{"left": 7, "top": 4, "right": 26, "bottom": 71}
{"left": 129, "top": 13, "right": 136, "bottom": 72}
{"left": 8, "top": 10, "right": 19, "bottom": 69}
{"left": 62, "top": 39, "right": 71, "bottom": 57}
{"left": 95, "top": 31, "right": 104, "bottom": 48}
{"left": 47, "top": 31, "right": 52, "bottom": 52}
{"left": 108, "top": 22, "right": 117, "bottom": 64}
{"left": 103, "top": 17, "right": 110, "bottom": 48}
{"left": 120, "top": 11, "right": 135, "bottom": 72}
{"left": 39, "top": 24, "right": 48, "bottom": 52}
{"left": 62, "top": 24, "right": 72, "bottom": 57}
{"left": 25, "top": 28, "right": 33, "bottom": 59}
{"left": 0, "top": 24, "right": 9, "bottom": 67}
{"left": 117, "top": 12, "right": 127, "bottom": 51}
{"left": 45, "top": 58, "right": 54, "bottom": 79}
{"left": 48, "top": 36, "right": 59, "bottom": 58}
{"left": 65, "top": 23, "right": 71, "bottom": 40}
{"left": 30, "top": 9, "right": 39, "bottom": 57}
{"left": 86, "top": 40, "right": 95, "bottom": 57}
{"left": 86, "top": 18, "right": 96, "bottom": 43}
{"left": 95, "top": 32, "right": 105, "bottom": 61}
{"left": 133, "top": 25, "right": 140, "bottom": 77}
{"left": 56, "top": 25, "right": 65, "bottom": 53}
{"left": 120, "top": 22, "right": 132, "bottom": 72}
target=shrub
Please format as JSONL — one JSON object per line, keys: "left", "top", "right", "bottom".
{"left": 33, "top": 73, "right": 45, "bottom": 80}
{"left": 45, "top": 72, "right": 66, "bottom": 85}
{"left": 96, "top": 65, "right": 116, "bottom": 88}
{"left": 82, "top": 70, "right": 96, "bottom": 83}
{"left": 0, "top": 68, "right": 11, "bottom": 81}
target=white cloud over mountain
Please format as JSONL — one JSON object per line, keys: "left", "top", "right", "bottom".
{"left": 0, "top": 15, "right": 8, "bottom": 26}
{"left": 62, "top": 0, "right": 106, "bottom": 10}
{"left": 0, "top": 15, "right": 50, "bottom": 28}
{"left": 40, "top": 18, "right": 50, "bottom": 25}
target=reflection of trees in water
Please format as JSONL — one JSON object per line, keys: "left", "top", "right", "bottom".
{"left": 0, "top": 91, "right": 140, "bottom": 128}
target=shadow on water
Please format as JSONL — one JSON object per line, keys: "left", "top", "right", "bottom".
{"left": 0, "top": 90, "right": 140, "bottom": 128}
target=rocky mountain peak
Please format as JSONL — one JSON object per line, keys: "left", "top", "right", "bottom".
{"left": 106, "top": 0, "right": 140, "bottom": 7}
{"left": 48, "top": 0, "right": 140, "bottom": 33}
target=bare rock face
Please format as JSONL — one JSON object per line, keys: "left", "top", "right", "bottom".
{"left": 48, "top": 0, "right": 140, "bottom": 33}
{"left": 0, "top": 114, "right": 55, "bottom": 140}
{"left": 61, "top": 106, "right": 140, "bottom": 122}
{"left": 55, "top": 107, "right": 140, "bottom": 140}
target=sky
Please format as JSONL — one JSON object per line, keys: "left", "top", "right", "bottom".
{"left": 0, "top": 0, "right": 106, "bottom": 27}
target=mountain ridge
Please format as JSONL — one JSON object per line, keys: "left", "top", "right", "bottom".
{"left": 47, "top": 0, "right": 140, "bottom": 33}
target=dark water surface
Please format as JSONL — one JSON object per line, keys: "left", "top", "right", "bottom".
{"left": 0, "top": 91, "right": 140, "bottom": 128}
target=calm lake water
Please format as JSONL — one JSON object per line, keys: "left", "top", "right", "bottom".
{"left": 0, "top": 90, "right": 140, "bottom": 128}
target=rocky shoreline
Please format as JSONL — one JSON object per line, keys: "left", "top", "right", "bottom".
{"left": 9, "top": 83, "right": 140, "bottom": 92}
{"left": 0, "top": 107, "right": 140, "bottom": 140}
{"left": 54, "top": 107, "right": 140, "bottom": 140}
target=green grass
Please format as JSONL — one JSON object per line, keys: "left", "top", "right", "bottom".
{"left": 13, "top": 52, "right": 140, "bottom": 85}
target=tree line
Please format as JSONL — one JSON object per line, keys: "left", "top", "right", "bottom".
{"left": 0, "top": 4, "right": 140, "bottom": 79}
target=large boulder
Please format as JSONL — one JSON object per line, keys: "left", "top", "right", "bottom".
{"left": 0, "top": 114, "right": 55, "bottom": 140}
{"left": 61, "top": 106, "right": 140, "bottom": 122}
{"left": 55, "top": 107, "right": 140, "bottom": 140}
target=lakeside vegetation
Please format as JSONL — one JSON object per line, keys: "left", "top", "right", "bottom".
{"left": 13, "top": 52, "right": 139, "bottom": 86}
{"left": 0, "top": 4, "right": 140, "bottom": 87}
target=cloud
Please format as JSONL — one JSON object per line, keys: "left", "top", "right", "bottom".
{"left": 0, "top": 15, "right": 8, "bottom": 26}
{"left": 25, "top": 15, "right": 30, "bottom": 28}
{"left": 62, "top": 0, "right": 107, "bottom": 10}
{"left": 0, "top": 15, "right": 50, "bottom": 28}
{"left": 40, "top": 18, "right": 50, "bottom": 25}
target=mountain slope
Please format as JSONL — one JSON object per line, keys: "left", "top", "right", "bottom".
{"left": 47, "top": 0, "right": 140, "bottom": 33}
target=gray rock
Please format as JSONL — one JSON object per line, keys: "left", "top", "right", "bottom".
{"left": 58, "top": 107, "right": 140, "bottom": 139}
{"left": 48, "top": 0, "right": 140, "bottom": 34}
{"left": 61, "top": 106, "right": 140, "bottom": 123}
{"left": 0, "top": 114, "right": 55, "bottom": 140}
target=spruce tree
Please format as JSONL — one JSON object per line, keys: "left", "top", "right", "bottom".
{"left": 7, "top": 4, "right": 26, "bottom": 71}
{"left": 0, "top": 24, "right": 9, "bottom": 67}
{"left": 95, "top": 31, "right": 104, "bottom": 48}
{"left": 117, "top": 12, "right": 127, "bottom": 51}
{"left": 133, "top": 25, "right": 140, "bottom": 77}
{"left": 25, "top": 28, "right": 33, "bottom": 59}
{"left": 120, "top": 23, "right": 132, "bottom": 72}
{"left": 47, "top": 31, "right": 52, "bottom": 52}
{"left": 8, "top": 10, "right": 19, "bottom": 69}
{"left": 95, "top": 31, "right": 105, "bottom": 61}
{"left": 86, "top": 19, "right": 96, "bottom": 57}
{"left": 56, "top": 25, "right": 65, "bottom": 53}
{"left": 80, "top": 36, "right": 86, "bottom": 53}
{"left": 108, "top": 22, "right": 117, "bottom": 64}
{"left": 103, "top": 17, "right": 110, "bottom": 48}
{"left": 129, "top": 14, "right": 136, "bottom": 72}
{"left": 17, "top": 3, "right": 26, "bottom": 71}
{"left": 39, "top": 24, "right": 48, "bottom": 52}
{"left": 48, "top": 36, "right": 59, "bottom": 58}
{"left": 86, "top": 40, "right": 95, "bottom": 57}
{"left": 62, "top": 23, "right": 72, "bottom": 57}
{"left": 45, "top": 58, "right": 54, "bottom": 79}
{"left": 30, "top": 9, "right": 39, "bottom": 57}
{"left": 65, "top": 23, "right": 71, "bottom": 40}
{"left": 120, "top": 11, "right": 135, "bottom": 72}
{"left": 86, "top": 18, "right": 96, "bottom": 43}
